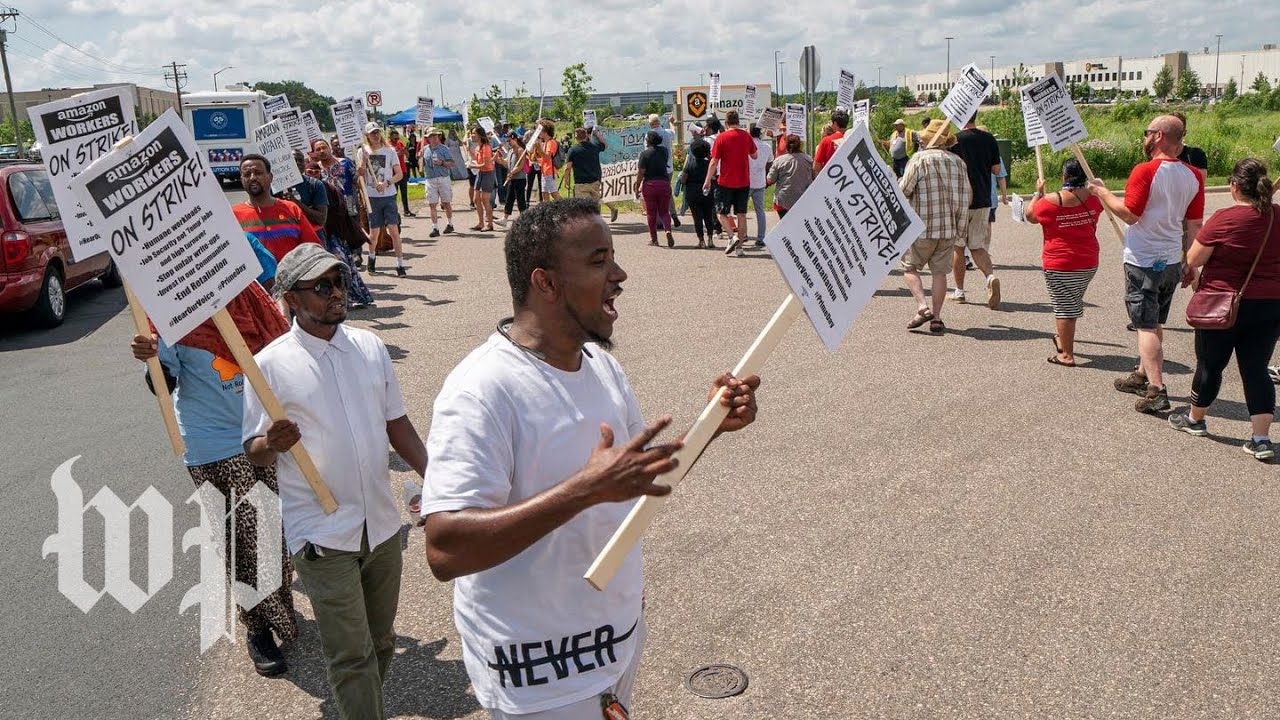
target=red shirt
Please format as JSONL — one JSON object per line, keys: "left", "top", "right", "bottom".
{"left": 1032, "top": 193, "right": 1103, "bottom": 271}
{"left": 1196, "top": 204, "right": 1280, "bottom": 300}
{"left": 391, "top": 139, "right": 408, "bottom": 174}
{"left": 710, "top": 128, "right": 755, "bottom": 189}
{"left": 813, "top": 130, "right": 846, "bottom": 169}
{"left": 233, "top": 199, "right": 322, "bottom": 262}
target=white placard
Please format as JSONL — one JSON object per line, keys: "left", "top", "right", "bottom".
{"left": 1010, "top": 193, "right": 1028, "bottom": 223}
{"left": 27, "top": 87, "right": 138, "bottom": 261}
{"left": 262, "top": 93, "right": 290, "bottom": 118}
{"left": 252, "top": 120, "right": 304, "bottom": 194}
{"left": 351, "top": 95, "right": 367, "bottom": 126}
{"left": 837, "top": 69, "right": 857, "bottom": 110}
{"left": 330, "top": 100, "right": 363, "bottom": 151}
{"left": 583, "top": 109, "right": 597, "bottom": 129}
{"left": 762, "top": 122, "right": 924, "bottom": 352}
{"left": 709, "top": 72, "right": 722, "bottom": 105}
{"left": 851, "top": 99, "right": 871, "bottom": 128}
{"left": 939, "top": 63, "right": 991, "bottom": 131}
{"left": 1020, "top": 87, "right": 1048, "bottom": 147}
{"left": 270, "top": 107, "right": 309, "bottom": 152}
{"left": 785, "top": 103, "right": 806, "bottom": 137}
{"left": 1025, "top": 73, "right": 1088, "bottom": 152}
{"left": 758, "top": 107, "right": 784, "bottom": 133}
{"left": 301, "top": 110, "right": 324, "bottom": 145}
{"left": 416, "top": 96, "right": 435, "bottom": 128}
{"left": 68, "top": 110, "right": 260, "bottom": 345}
{"left": 743, "top": 85, "right": 757, "bottom": 121}
{"left": 1274, "top": 136, "right": 1280, "bottom": 153}
{"left": 477, "top": 116, "right": 495, "bottom": 134}
{"left": 600, "top": 160, "right": 639, "bottom": 204}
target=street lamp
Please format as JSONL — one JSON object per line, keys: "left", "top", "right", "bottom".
{"left": 213, "top": 65, "right": 234, "bottom": 91}
{"left": 779, "top": 62, "right": 785, "bottom": 103}
{"left": 945, "top": 37, "right": 954, "bottom": 85}
{"left": 877, "top": 65, "right": 882, "bottom": 93}
{"left": 1214, "top": 34, "right": 1223, "bottom": 98}
{"left": 989, "top": 55, "right": 996, "bottom": 98}
{"left": 438, "top": 73, "right": 445, "bottom": 107}
{"left": 775, "top": 50, "right": 781, "bottom": 104}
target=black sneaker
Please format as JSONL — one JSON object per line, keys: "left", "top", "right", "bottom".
{"left": 671, "top": 216, "right": 681, "bottom": 228}
{"left": 247, "top": 632, "right": 287, "bottom": 677}
{"left": 396, "top": 265, "right": 407, "bottom": 277}
{"left": 366, "top": 256, "right": 376, "bottom": 273}
{"left": 1135, "top": 384, "right": 1170, "bottom": 414}
{"left": 1168, "top": 411, "right": 1208, "bottom": 436}
{"left": 1114, "top": 370, "right": 1148, "bottom": 395}
{"left": 443, "top": 224, "right": 455, "bottom": 234}
{"left": 429, "top": 228, "right": 440, "bottom": 238}
{"left": 1244, "top": 439, "right": 1276, "bottom": 461}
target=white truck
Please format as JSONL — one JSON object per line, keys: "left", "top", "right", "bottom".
{"left": 181, "top": 90, "right": 268, "bottom": 183}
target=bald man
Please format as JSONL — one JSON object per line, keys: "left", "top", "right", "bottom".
{"left": 1087, "top": 115, "right": 1205, "bottom": 414}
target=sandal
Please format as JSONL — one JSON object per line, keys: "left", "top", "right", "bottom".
{"left": 469, "top": 223, "right": 483, "bottom": 231}
{"left": 1051, "top": 335, "right": 1062, "bottom": 354}
{"left": 929, "top": 319, "right": 945, "bottom": 334}
{"left": 907, "top": 309, "right": 934, "bottom": 329}
{"left": 1047, "top": 355, "right": 1077, "bottom": 367}
{"left": 485, "top": 225, "right": 495, "bottom": 231}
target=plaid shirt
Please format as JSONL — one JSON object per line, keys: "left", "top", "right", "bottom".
{"left": 899, "top": 149, "right": 972, "bottom": 242}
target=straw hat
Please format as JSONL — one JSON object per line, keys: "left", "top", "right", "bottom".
{"left": 918, "top": 118, "right": 957, "bottom": 148}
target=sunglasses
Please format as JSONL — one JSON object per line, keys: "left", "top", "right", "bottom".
{"left": 1142, "top": 129, "right": 1160, "bottom": 136}
{"left": 294, "top": 276, "right": 348, "bottom": 298}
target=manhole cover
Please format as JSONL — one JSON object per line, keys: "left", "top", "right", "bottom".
{"left": 685, "top": 664, "right": 749, "bottom": 699}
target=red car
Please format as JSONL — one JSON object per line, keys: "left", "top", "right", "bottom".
{"left": 0, "top": 162, "right": 120, "bottom": 327}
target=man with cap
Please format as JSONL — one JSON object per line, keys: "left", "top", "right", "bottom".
{"left": 881, "top": 119, "right": 916, "bottom": 177}
{"left": 357, "top": 122, "right": 407, "bottom": 276}
{"left": 421, "top": 127, "right": 456, "bottom": 237}
{"left": 243, "top": 244, "right": 428, "bottom": 719}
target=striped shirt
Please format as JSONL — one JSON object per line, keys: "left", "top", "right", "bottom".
{"left": 233, "top": 199, "right": 322, "bottom": 262}
{"left": 899, "top": 149, "right": 971, "bottom": 242}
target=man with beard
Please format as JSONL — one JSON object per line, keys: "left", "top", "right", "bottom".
{"left": 1087, "top": 115, "right": 1205, "bottom": 413}
{"left": 420, "top": 198, "right": 762, "bottom": 719}
{"left": 233, "top": 154, "right": 322, "bottom": 262}
{"left": 243, "top": 244, "right": 428, "bottom": 719}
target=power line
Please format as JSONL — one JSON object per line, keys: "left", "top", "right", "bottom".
{"left": 8, "top": 5, "right": 156, "bottom": 74}
{"left": 7, "top": 46, "right": 105, "bottom": 83}
{"left": 10, "top": 33, "right": 157, "bottom": 78}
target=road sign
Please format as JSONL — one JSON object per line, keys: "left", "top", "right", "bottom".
{"left": 365, "top": 90, "right": 382, "bottom": 108}
{"left": 800, "top": 46, "right": 821, "bottom": 93}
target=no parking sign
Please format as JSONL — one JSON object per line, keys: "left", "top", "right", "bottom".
{"left": 365, "top": 90, "right": 382, "bottom": 108}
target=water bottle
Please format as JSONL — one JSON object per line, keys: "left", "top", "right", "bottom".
{"left": 403, "top": 478, "right": 422, "bottom": 515}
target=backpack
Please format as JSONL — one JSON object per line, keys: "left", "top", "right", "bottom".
{"left": 551, "top": 139, "right": 567, "bottom": 170}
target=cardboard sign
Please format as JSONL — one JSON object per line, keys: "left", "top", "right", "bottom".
{"left": 270, "top": 107, "right": 309, "bottom": 152}
{"left": 852, "top": 99, "right": 871, "bottom": 128}
{"left": 837, "top": 69, "right": 857, "bottom": 110}
{"left": 27, "top": 86, "right": 138, "bottom": 261}
{"left": 762, "top": 122, "right": 923, "bottom": 352}
{"left": 301, "top": 110, "right": 324, "bottom": 145}
{"left": 416, "top": 96, "right": 435, "bottom": 128}
{"left": 600, "top": 160, "right": 639, "bottom": 204}
{"left": 262, "top": 93, "right": 290, "bottom": 118}
{"left": 68, "top": 110, "right": 260, "bottom": 345}
{"left": 1020, "top": 87, "right": 1048, "bottom": 147}
{"left": 939, "top": 63, "right": 991, "bottom": 131}
{"left": 351, "top": 95, "right": 367, "bottom": 127}
{"left": 252, "top": 120, "right": 304, "bottom": 194}
{"left": 743, "top": 85, "right": 757, "bottom": 122}
{"left": 330, "top": 100, "right": 363, "bottom": 151}
{"left": 1274, "top": 135, "right": 1280, "bottom": 153}
{"left": 758, "top": 107, "right": 784, "bottom": 133}
{"left": 785, "top": 103, "right": 806, "bottom": 137}
{"left": 709, "top": 72, "right": 722, "bottom": 105}
{"left": 1025, "top": 73, "right": 1088, "bottom": 152}
{"left": 583, "top": 109, "right": 597, "bottom": 129}
{"left": 477, "top": 116, "right": 495, "bottom": 134}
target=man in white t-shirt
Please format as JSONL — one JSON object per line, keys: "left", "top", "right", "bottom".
{"left": 421, "top": 198, "right": 761, "bottom": 719}
{"left": 747, "top": 124, "right": 774, "bottom": 248}
{"left": 357, "top": 122, "right": 407, "bottom": 276}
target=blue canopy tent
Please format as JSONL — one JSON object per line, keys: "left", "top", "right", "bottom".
{"left": 383, "top": 106, "right": 464, "bottom": 126}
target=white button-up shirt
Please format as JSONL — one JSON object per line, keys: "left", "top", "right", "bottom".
{"left": 242, "top": 321, "right": 407, "bottom": 554}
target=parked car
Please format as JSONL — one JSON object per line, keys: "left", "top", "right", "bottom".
{"left": 0, "top": 144, "right": 19, "bottom": 160}
{"left": 0, "top": 162, "right": 120, "bottom": 327}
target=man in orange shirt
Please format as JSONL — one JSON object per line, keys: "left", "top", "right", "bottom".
{"left": 530, "top": 119, "right": 562, "bottom": 202}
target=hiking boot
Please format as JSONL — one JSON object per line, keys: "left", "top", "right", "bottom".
{"left": 1135, "top": 384, "right": 1170, "bottom": 414}
{"left": 1114, "top": 370, "right": 1148, "bottom": 395}
{"left": 247, "top": 632, "right": 287, "bottom": 677}
{"left": 429, "top": 228, "right": 440, "bottom": 238}
{"left": 443, "top": 224, "right": 455, "bottom": 234}
{"left": 1168, "top": 411, "right": 1208, "bottom": 436}
{"left": 1244, "top": 438, "right": 1276, "bottom": 461}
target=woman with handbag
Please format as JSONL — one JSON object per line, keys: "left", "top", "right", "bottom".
{"left": 1169, "top": 158, "right": 1280, "bottom": 460}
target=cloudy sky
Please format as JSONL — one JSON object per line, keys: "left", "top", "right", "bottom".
{"left": 12, "top": 0, "right": 1277, "bottom": 111}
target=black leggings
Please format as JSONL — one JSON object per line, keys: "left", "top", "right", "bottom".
{"left": 505, "top": 178, "right": 529, "bottom": 215}
{"left": 1191, "top": 299, "right": 1280, "bottom": 415}
{"left": 397, "top": 177, "right": 410, "bottom": 213}
{"left": 687, "top": 192, "right": 716, "bottom": 239}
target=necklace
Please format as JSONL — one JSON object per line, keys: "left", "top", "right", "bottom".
{"left": 496, "top": 317, "right": 592, "bottom": 361}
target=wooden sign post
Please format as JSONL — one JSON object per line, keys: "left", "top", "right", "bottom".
{"left": 124, "top": 282, "right": 184, "bottom": 457}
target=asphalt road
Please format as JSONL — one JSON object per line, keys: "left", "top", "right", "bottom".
{"left": 7, "top": 187, "right": 1279, "bottom": 719}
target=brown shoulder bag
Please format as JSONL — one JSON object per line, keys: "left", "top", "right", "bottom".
{"left": 1185, "top": 208, "right": 1274, "bottom": 330}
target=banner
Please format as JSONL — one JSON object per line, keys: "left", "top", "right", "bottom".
{"left": 68, "top": 110, "right": 260, "bottom": 345}
{"left": 851, "top": 99, "right": 871, "bottom": 128}
{"left": 837, "top": 69, "right": 856, "bottom": 110}
{"left": 270, "top": 107, "right": 309, "bottom": 152}
{"left": 28, "top": 86, "right": 138, "bottom": 261}
{"left": 708, "top": 72, "right": 721, "bottom": 105}
{"left": 1024, "top": 73, "right": 1088, "bottom": 151}
{"left": 743, "top": 85, "right": 757, "bottom": 122}
{"left": 762, "top": 122, "right": 924, "bottom": 352}
{"left": 261, "top": 93, "right": 289, "bottom": 118}
{"left": 330, "top": 100, "right": 362, "bottom": 150}
{"left": 676, "top": 83, "right": 772, "bottom": 142}
{"left": 785, "top": 103, "right": 806, "bottom": 137}
{"left": 416, "top": 96, "right": 434, "bottom": 128}
{"left": 301, "top": 110, "right": 324, "bottom": 145}
{"left": 1020, "top": 87, "right": 1048, "bottom": 147}
{"left": 252, "top": 120, "right": 304, "bottom": 193}
{"left": 758, "top": 107, "right": 783, "bottom": 133}
{"left": 939, "top": 63, "right": 991, "bottom": 131}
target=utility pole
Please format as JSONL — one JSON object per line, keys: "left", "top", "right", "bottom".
{"left": 0, "top": 9, "right": 21, "bottom": 156}
{"left": 945, "top": 37, "right": 954, "bottom": 86}
{"left": 164, "top": 61, "right": 188, "bottom": 117}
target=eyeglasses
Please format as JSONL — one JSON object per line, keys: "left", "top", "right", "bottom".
{"left": 293, "top": 276, "right": 348, "bottom": 298}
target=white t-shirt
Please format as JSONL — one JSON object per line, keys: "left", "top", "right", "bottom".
{"left": 749, "top": 138, "right": 774, "bottom": 190}
{"left": 1121, "top": 157, "right": 1205, "bottom": 267}
{"left": 422, "top": 334, "right": 647, "bottom": 715}
{"left": 358, "top": 145, "right": 399, "bottom": 198}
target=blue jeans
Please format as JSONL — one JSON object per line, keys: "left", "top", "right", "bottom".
{"left": 750, "top": 187, "right": 767, "bottom": 241}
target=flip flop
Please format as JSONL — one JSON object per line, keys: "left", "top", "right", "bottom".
{"left": 1051, "top": 335, "right": 1062, "bottom": 354}
{"left": 1047, "top": 355, "right": 1077, "bottom": 367}
{"left": 907, "top": 309, "right": 934, "bottom": 329}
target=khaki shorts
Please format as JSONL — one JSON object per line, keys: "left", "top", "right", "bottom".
{"left": 575, "top": 181, "right": 602, "bottom": 200}
{"left": 954, "top": 207, "right": 992, "bottom": 250}
{"left": 425, "top": 176, "right": 452, "bottom": 204}
{"left": 901, "top": 236, "right": 956, "bottom": 274}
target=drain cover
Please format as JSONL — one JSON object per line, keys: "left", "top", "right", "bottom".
{"left": 685, "top": 664, "right": 749, "bottom": 699}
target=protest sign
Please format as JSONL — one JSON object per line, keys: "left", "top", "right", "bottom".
{"left": 351, "top": 95, "right": 367, "bottom": 126}
{"left": 252, "top": 120, "right": 304, "bottom": 193}
{"left": 599, "top": 161, "right": 638, "bottom": 203}
{"left": 594, "top": 119, "right": 667, "bottom": 203}
{"left": 709, "top": 71, "right": 721, "bottom": 105}
{"left": 1025, "top": 73, "right": 1088, "bottom": 151}
{"left": 262, "top": 93, "right": 289, "bottom": 118}
{"left": 583, "top": 109, "right": 597, "bottom": 129}
{"left": 1020, "top": 88, "right": 1048, "bottom": 147}
{"left": 939, "top": 63, "right": 991, "bottom": 131}
{"left": 852, "top": 99, "right": 871, "bottom": 128}
{"left": 477, "top": 116, "right": 495, "bottom": 134}
{"left": 837, "top": 69, "right": 857, "bottom": 110}
{"left": 743, "top": 85, "right": 757, "bottom": 121}
{"left": 270, "top": 107, "right": 309, "bottom": 152}
{"left": 416, "top": 96, "right": 435, "bottom": 128}
{"left": 785, "top": 103, "right": 806, "bottom": 137}
{"left": 301, "top": 110, "right": 324, "bottom": 144}
{"left": 1010, "top": 193, "right": 1028, "bottom": 223}
{"left": 28, "top": 86, "right": 137, "bottom": 261}
{"left": 331, "top": 100, "right": 362, "bottom": 150}
{"left": 758, "top": 107, "right": 784, "bottom": 133}
{"left": 585, "top": 122, "right": 924, "bottom": 590}
{"left": 503, "top": 124, "right": 543, "bottom": 187}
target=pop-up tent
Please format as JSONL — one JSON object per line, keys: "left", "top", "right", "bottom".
{"left": 383, "top": 105, "right": 464, "bottom": 126}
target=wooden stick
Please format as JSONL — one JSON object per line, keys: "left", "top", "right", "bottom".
{"left": 1070, "top": 144, "right": 1125, "bottom": 241}
{"left": 506, "top": 126, "right": 545, "bottom": 187}
{"left": 584, "top": 293, "right": 805, "bottom": 590}
{"left": 211, "top": 309, "right": 339, "bottom": 514}
{"left": 124, "top": 281, "right": 184, "bottom": 457}
{"left": 1034, "top": 145, "right": 1045, "bottom": 184}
